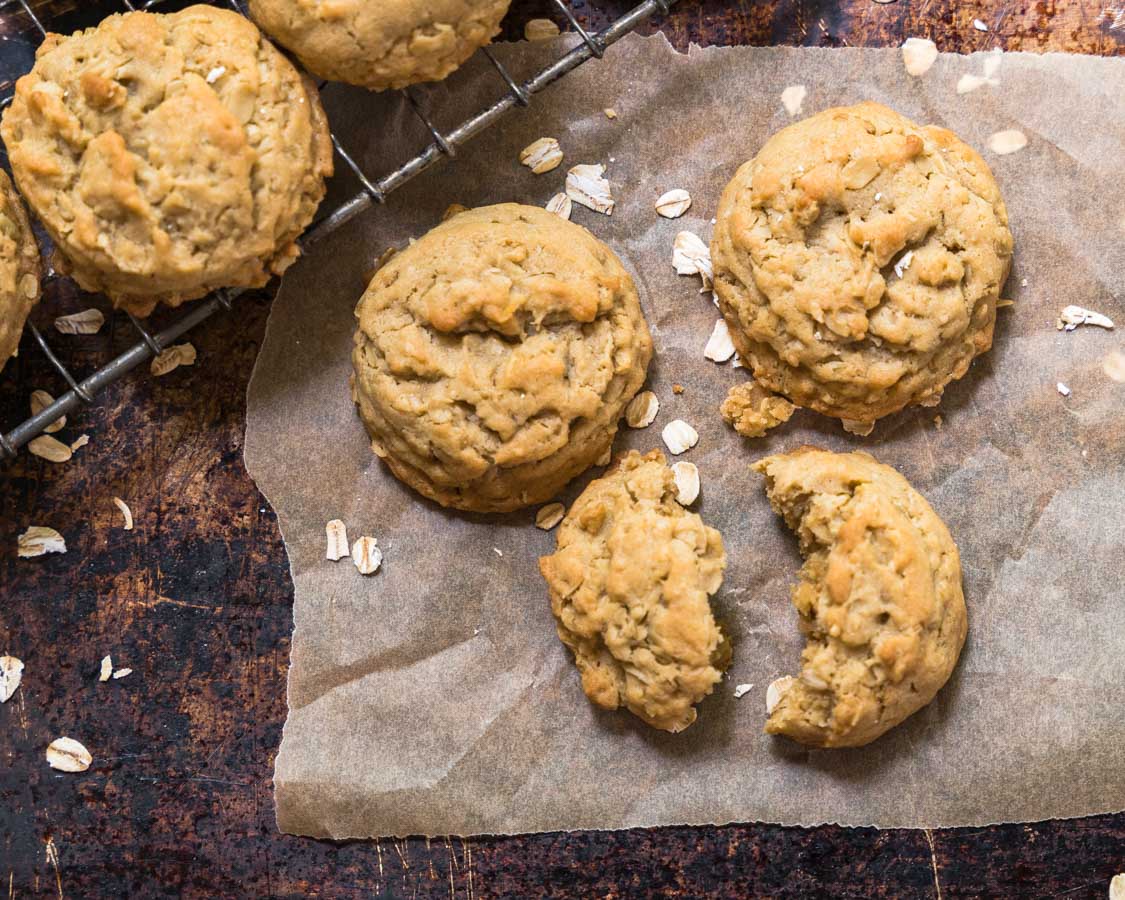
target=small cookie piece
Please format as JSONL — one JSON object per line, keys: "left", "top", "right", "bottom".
{"left": 720, "top": 381, "right": 795, "bottom": 438}
{"left": 540, "top": 450, "right": 729, "bottom": 732}
{"left": 248, "top": 0, "right": 511, "bottom": 91}
{"left": 1, "top": 6, "right": 333, "bottom": 315}
{"left": 754, "top": 447, "right": 967, "bottom": 747}
{"left": 0, "top": 170, "right": 41, "bottom": 371}
{"left": 712, "top": 102, "right": 1013, "bottom": 426}
{"left": 352, "top": 203, "right": 652, "bottom": 512}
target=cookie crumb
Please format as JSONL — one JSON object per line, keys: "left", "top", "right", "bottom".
{"left": 721, "top": 382, "right": 795, "bottom": 438}
{"left": 672, "top": 384, "right": 685, "bottom": 395}
{"left": 603, "top": 108, "right": 617, "bottom": 119}
{"left": 933, "top": 414, "right": 944, "bottom": 429}
{"left": 1057, "top": 381, "right": 1071, "bottom": 397}
{"left": 841, "top": 418, "right": 876, "bottom": 436}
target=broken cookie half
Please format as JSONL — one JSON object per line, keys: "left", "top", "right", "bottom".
{"left": 539, "top": 449, "right": 729, "bottom": 733}
{"left": 754, "top": 447, "right": 967, "bottom": 748}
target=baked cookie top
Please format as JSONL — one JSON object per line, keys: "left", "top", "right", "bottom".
{"left": 352, "top": 203, "right": 652, "bottom": 513}
{"left": 0, "top": 5, "right": 333, "bottom": 315}
{"left": 712, "top": 102, "right": 1013, "bottom": 426}
{"left": 539, "top": 450, "right": 729, "bottom": 733}
{"left": 754, "top": 447, "right": 967, "bottom": 748}
{"left": 248, "top": 0, "right": 511, "bottom": 91}
{"left": 0, "top": 170, "right": 41, "bottom": 372}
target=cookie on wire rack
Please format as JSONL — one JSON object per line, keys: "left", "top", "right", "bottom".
{"left": 0, "top": 5, "right": 333, "bottom": 316}
{"left": 0, "top": 169, "right": 41, "bottom": 373}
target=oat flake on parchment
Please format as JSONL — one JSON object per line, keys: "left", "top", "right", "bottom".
{"left": 519, "top": 137, "right": 564, "bottom": 174}
{"left": 704, "top": 319, "right": 737, "bottom": 363}
{"left": 565, "top": 163, "right": 615, "bottom": 215}
{"left": 988, "top": 129, "right": 1028, "bottom": 155}
{"left": 901, "top": 38, "right": 938, "bottom": 77}
{"left": 733, "top": 683, "right": 753, "bottom": 699}
{"left": 672, "top": 231, "right": 713, "bottom": 290}
{"left": 781, "top": 84, "right": 806, "bottom": 116}
{"left": 662, "top": 420, "right": 699, "bottom": 455}
{"left": 535, "top": 503, "right": 566, "bottom": 530}
{"left": 766, "top": 676, "right": 795, "bottom": 713}
{"left": 1057, "top": 305, "right": 1114, "bottom": 331}
{"left": 352, "top": 536, "right": 382, "bottom": 575}
{"left": 655, "top": 189, "right": 692, "bottom": 219}
{"left": 326, "top": 520, "right": 349, "bottom": 561}
{"left": 625, "top": 391, "right": 659, "bottom": 428}
{"left": 545, "top": 193, "right": 572, "bottom": 220}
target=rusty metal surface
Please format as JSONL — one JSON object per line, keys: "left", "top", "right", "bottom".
{"left": 1, "top": 0, "right": 1123, "bottom": 896}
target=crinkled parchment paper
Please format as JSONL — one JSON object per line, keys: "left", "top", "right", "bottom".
{"left": 244, "top": 36, "right": 1125, "bottom": 837}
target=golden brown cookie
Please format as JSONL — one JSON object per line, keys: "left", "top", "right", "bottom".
{"left": 0, "top": 170, "right": 41, "bottom": 372}
{"left": 248, "top": 0, "right": 511, "bottom": 91}
{"left": 352, "top": 203, "right": 652, "bottom": 512}
{"left": 540, "top": 450, "right": 729, "bottom": 733}
{"left": 754, "top": 447, "right": 967, "bottom": 748}
{"left": 712, "top": 102, "right": 1013, "bottom": 430}
{"left": 0, "top": 6, "right": 333, "bottom": 316}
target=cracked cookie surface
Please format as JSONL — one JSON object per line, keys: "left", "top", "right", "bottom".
{"left": 249, "top": 0, "right": 511, "bottom": 91}
{"left": 0, "top": 170, "right": 41, "bottom": 372}
{"left": 712, "top": 102, "right": 1012, "bottom": 427}
{"left": 539, "top": 450, "right": 728, "bottom": 733}
{"left": 754, "top": 447, "right": 967, "bottom": 748}
{"left": 0, "top": 6, "right": 333, "bottom": 315}
{"left": 352, "top": 203, "right": 652, "bottom": 513}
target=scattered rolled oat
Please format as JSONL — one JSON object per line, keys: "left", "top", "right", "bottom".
{"left": 1103, "top": 350, "right": 1125, "bottom": 383}
{"left": 841, "top": 418, "right": 876, "bottom": 436}
{"left": 957, "top": 73, "right": 997, "bottom": 94}
{"left": 493, "top": 547, "right": 503, "bottom": 558}
{"left": 603, "top": 108, "right": 618, "bottom": 119}
{"left": 704, "top": 319, "right": 737, "bottom": 363}
{"left": 987, "top": 129, "right": 1028, "bottom": 155}
{"left": 1057, "top": 381, "right": 1071, "bottom": 397}
{"left": 545, "top": 192, "right": 572, "bottom": 220}
{"left": 150, "top": 342, "right": 197, "bottom": 376}
{"left": 351, "top": 536, "right": 382, "bottom": 575}
{"left": 733, "top": 683, "right": 753, "bottom": 699}
{"left": 662, "top": 419, "right": 699, "bottom": 455}
{"left": 781, "top": 84, "right": 807, "bottom": 117}
{"left": 565, "top": 163, "right": 614, "bottom": 215}
{"left": 28, "top": 435, "right": 72, "bottom": 463}
{"left": 671, "top": 461, "right": 700, "bottom": 505}
{"left": 54, "top": 308, "right": 105, "bottom": 335}
{"left": 625, "top": 390, "right": 660, "bottom": 428}
{"left": 0, "top": 656, "right": 24, "bottom": 703}
{"left": 99, "top": 655, "right": 113, "bottom": 683}
{"left": 1057, "top": 305, "right": 1115, "bottom": 331}
{"left": 1110, "top": 873, "right": 1125, "bottom": 900}
{"left": 112, "top": 668, "right": 132, "bottom": 680}
{"left": 535, "top": 502, "right": 566, "bottom": 530}
{"left": 70, "top": 434, "right": 89, "bottom": 452}
{"left": 972, "top": 18, "right": 989, "bottom": 31}
{"left": 902, "top": 37, "right": 938, "bottom": 77}
{"left": 766, "top": 676, "right": 795, "bottom": 713}
{"left": 113, "top": 497, "right": 134, "bottom": 531}
{"left": 519, "top": 137, "right": 563, "bottom": 174}
{"left": 655, "top": 189, "right": 692, "bottom": 219}
{"left": 983, "top": 49, "right": 1003, "bottom": 77}
{"left": 325, "top": 519, "right": 349, "bottom": 561}
{"left": 672, "top": 231, "right": 713, "bottom": 289}
{"left": 46, "top": 737, "right": 92, "bottom": 773}
{"left": 206, "top": 65, "right": 226, "bottom": 83}
{"left": 17, "top": 526, "right": 66, "bottom": 558}
{"left": 30, "top": 390, "right": 66, "bottom": 433}
{"left": 524, "top": 17, "right": 560, "bottom": 41}
{"left": 672, "top": 384, "right": 685, "bottom": 395}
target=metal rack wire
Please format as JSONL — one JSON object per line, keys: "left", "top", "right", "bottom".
{"left": 0, "top": 0, "right": 675, "bottom": 462}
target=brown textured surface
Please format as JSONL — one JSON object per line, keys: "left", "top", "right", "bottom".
{"left": 1, "top": 0, "right": 1123, "bottom": 896}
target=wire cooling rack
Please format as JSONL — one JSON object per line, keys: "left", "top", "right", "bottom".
{"left": 0, "top": 0, "right": 674, "bottom": 462}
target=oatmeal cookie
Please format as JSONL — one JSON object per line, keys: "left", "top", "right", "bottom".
{"left": 0, "top": 171, "right": 41, "bottom": 371}
{"left": 248, "top": 0, "right": 511, "bottom": 91}
{"left": 539, "top": 450, "right": 729, "bottom": 733}
{"left": 720, "top": 380, "right": 795, "bottom": 438}
{"left": 0, "top": 6, "right": 333, "bottom": 315}
{"left": 351, "top": 203, "right": 653, "bottom": 512}
{"left": 754, "top": 447, "right": 967, "bottom": 748}
{"left": 712, "top": 102, "right": 1012, "bottom": 429}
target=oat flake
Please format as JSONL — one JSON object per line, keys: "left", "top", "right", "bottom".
{"left": 625, "top": 391, "right": 660, "bottom": 428}
{"left": 0, "top": 656, "right": 24, "bottom": 703}
{"left": 46, "top": 737, "right": 92, "bottom": 773}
